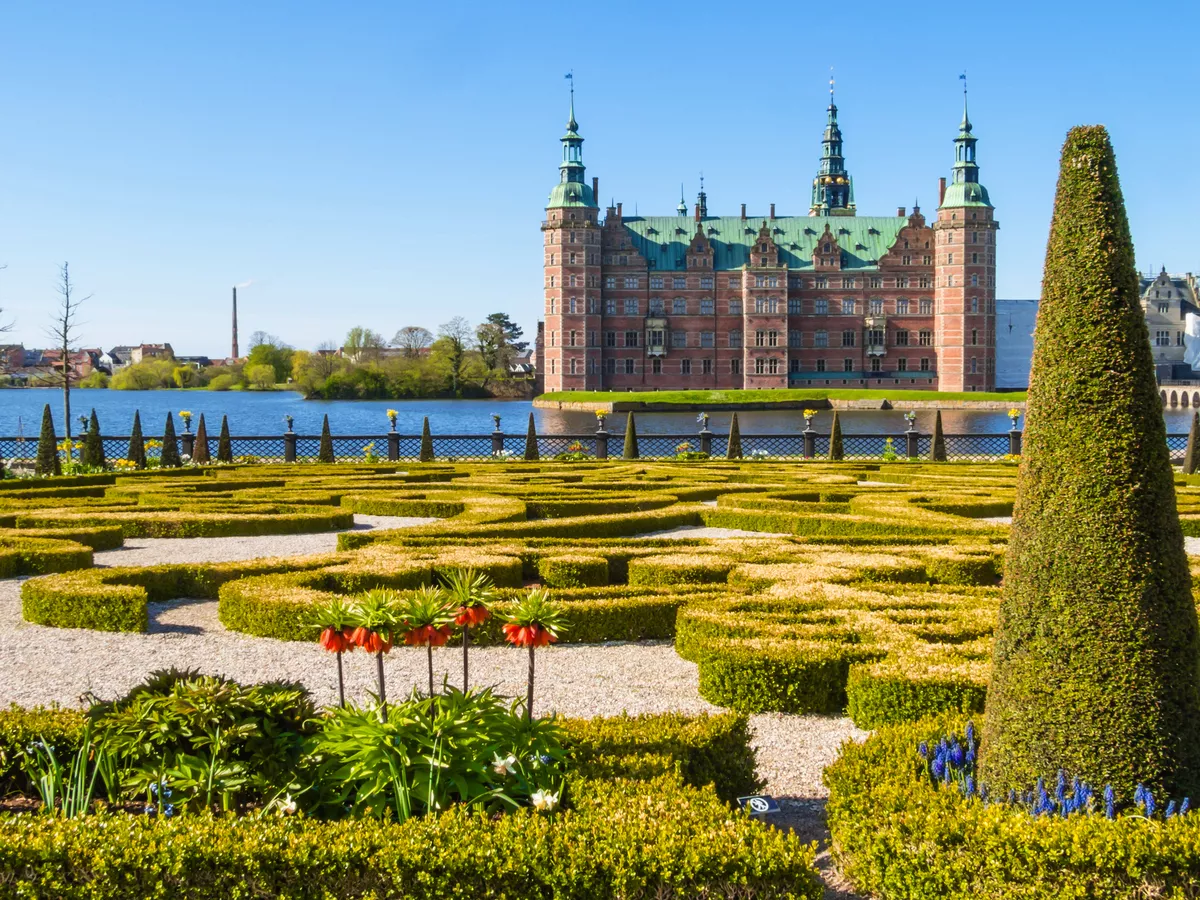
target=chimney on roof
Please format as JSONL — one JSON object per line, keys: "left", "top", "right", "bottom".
{"left": 740, "top": 203, "right": 746, "bottom": 220}
{"left": 769, "top": 203, "right": 775, "bottom": 219}
{"left": 938, "top": 177, "right": 947, "bottom": 206}
{"left": 616, "top": 202, "right": 622, "bottom": 219}
{"left": 897, "top": 206, "right": 906, "bottom": 217}
{"left": 592, "top": 177, "right": 599, "bottom": 203}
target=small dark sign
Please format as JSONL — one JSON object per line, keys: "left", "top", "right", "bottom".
{"left": 736, "top": 795, "right": 779, "bottom": 816}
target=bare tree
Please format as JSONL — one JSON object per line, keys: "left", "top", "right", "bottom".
{"left": 343, "top": 326, "right": 386, "bottom": 363}
{"left": 46, "top": 262, "right": 90, "bottom": 454}
{"left": 313, "top": 340, "right": 341, "bottom": 380}
{"left": 438, "top": 316, "right": 474, "bottom": 394}
{"left": 391, "top": 325, "right": 433, "bottom": 358}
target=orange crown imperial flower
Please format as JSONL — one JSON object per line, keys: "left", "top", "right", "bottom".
{"left": 502, "top": 622, "right": 556, "bottom": 648}
{"left": 455, "top": 605, "right": 491, "bottom": 628}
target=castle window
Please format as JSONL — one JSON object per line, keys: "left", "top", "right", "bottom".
{"left": 788, "top": 299, "right": 802, "bottom": 314}
{"left": 619, "top": 256, "right": 628, "bottom": 265}
{"left": 681, "top": 359, "right": 692, "bottom": 376}
{"left": 823, "top": 243, "right": 831, "bottom": 253}
{"left": 605, "top": 276, "right": 616, "bottom": 289}
{"left": 920, "top": 357, "right": 930, "bottom": 371}
{"left": 986, "top": 298, "right": 994, "bottom": 314}
{"left": 588, "top": 330, "right": 597, "bottom": 346}
{"left": 815, "top": 330, "right": 829, "bottom": 348}
{"left": 843, "top": 358, "right": 854, "bottom": 372}
{"left": 897, "top": 298, "right": 910, "bottom": 315}
{"left": 870, "top": 358, "right": 881, "bottom": 373}
{"left": 625, "top": 359, "right": 635, "bottom": 374}
{"left": 550, "top": 254, "right": 555, "bottom": 265}
{"left": 702, "top": 358, "right": 712, "bottom": 375}
{"left": 624, "top": 276, "right": 639, "bottom": 289}
{"left": 948, "top": 253, "right": 954, "bottom": 265}
{"left": 816, "top": 359, "right": 826, "bottom": 372}
{"left": 700, "top": 298, "right": 714, "bottom": 315}
{"left": 624, "top": 299, "right": 639, "bottom": 315}
{"left": 971, "top": 232, "right": 978, "bottom": 244}
{"left": 700, "top": 276, "right": 713, "bottom": 289}
{"left": 731, "top": 358, "right": 742, "bottom": 375}
{"left": 1157, "top": 302, "right": 1170, "bottom": 314}
{"left": 549, "top": 331, "right": 556, "bottom": 346}
{"left": 768, "top": 330, "right": 779, "bottom": 347}
{"left": 897, "top": 276, "right": 910, "bottom": 288}
{"left": 1155, "top": 330, "right": 1170, "bottom": 346}
{"left": 756, "top": 275, "right": 766, "bottom": 288}
{"left": 768, "top": 276, "right": 779, "bottom": 288}
{"left": 672, "top": 297, "right": 687, "bottom": 315}
{"left": 549, "top": 276, "right": 556, "bottom": 287}
{"left": 549, "top": 299, "right": 557, "bottom": 314}
{"left": 870, "top": 276, "right": 882, "bottom": 289}
{"left": 606, "top": 299, "right": 616, "bottom": 315}
{"left": 902, "top": 255, "right": 911, "bottom": 265}
{"left": 570, "top": 358, "right": 577, "bottom": 374}
{"left": 588, "top": 357, "right": 597, "bottom": 374}
{"left": 971, "top": 253, "right": 979, "bottom": 264}
{"left": 649, "top": 298, "right": 664, "bottom": 315}
{"left": 550, "top": 359, "right": 555, "bottom": 374}
{"left": 903, "top": 240, "right": 910, "bottom": 250}
{"left": 673, "top": 276, "right": 686, "bottom": 289}
{"left": 919, "top": 298, "right": 933, "bottom": 314}
{"left": 755, "top": 357, "right": 765, "bottom": 375}
{"left": 789, "top": 276, "right": 802, "bottom": 288}
{"left": 971, "top": 274, "right": 979, "bottom": 287}
{"left": 923, "top": 255, "right": 932, "bottom": 266}
{"left": 569, "top": 253, "right": 577, "bottom": 264}
{"left": 971, "top": 297, "right": 979, "bottom": 314}
{"left": 842, "top": 277, "right": 855, "bottom": 289}
{"left": 624, "top": 331, "right": 639, "bottom": 347}
{"left": 729, "top": 276, "right": 741, "bottom": 289}
{"left": 919, "top": 329, "right": 932, "bottom": 346}
{"left": 650, "top": 276, "right": 664, "bottom": 289}
{"left": 971, "top": 357, "right": 978, "bottom": 374}
{"left": 918, "top": 276, "right": 931, "bottom": 288}
{"left": 789, "top": 330, "right": 802, "bottom": 347}
{"left": 1178, "top": 332, "right": 1186, "bottom": 347}
{"left": 569, "top": 297, "right": 577, "bottom": 314}
{"left": 730, "top": 330, "right": 743, "bottom": 348}
{"left": 701, "top": 331, "right": 715, "bottom": 348}
{"left": 841, "top": 298, "right": 856, "bottom": 315}
{"left": 672, "top": 331, "right": 686, "bottom": 348}
{"left": 815, "top": 299, "right": 829, "bottom": 315}
{"left": 896, "top": 330, "right": 909, "bottom": 346}
{"left": 898, "top": 358, "right": 908, "bottom": 371}
{"left": 755, "top": 330, "right": 766, "bottom": 347}
{"left": 816, "top": 277, "right": 828, "bottom": 289}
{"left": 729, "top": 299, "right": 742, "bottom": 315}
{"left": 605, "top": 331, "right": 616, "bottom": 347}
{"left": 870, "top": 299, "right": 883, "bottom": 315}
{"left": 790, "top": 358, "right": 800, "bottom": 373}
{"left": 768, "top": 358, "right": 780, "bottom": 374}
{"left": 651, "top": 358, "right": 662, "bottom": 375}
{"left": 842, "top": 330, "right": 856, "bottom": 347}
{"left": 971, "top": 329, "right": 978, "bottom": 346}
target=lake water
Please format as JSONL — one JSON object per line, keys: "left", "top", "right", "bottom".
{"left": 1, "top": 388, "right": 1193, "bottom": 437}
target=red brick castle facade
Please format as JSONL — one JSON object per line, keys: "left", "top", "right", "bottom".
{"left": 541, "top": 85, "right": 997, "bottom": 392}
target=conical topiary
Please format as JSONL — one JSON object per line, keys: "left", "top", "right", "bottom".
{"left": 82, "top": 409, "right": 105, "bottom": 469}
{"left": 127, "top": 410, "right": 146, "bottom": 470}
{"left": 828, "top": 411, "right": 843, "bottom": 461}
{"left": 35, "top": 404, "right": 61, "bottom": 477}
{"left": 160, "top": 413, "right": 182, "bottom": 468}
{"left": 1183, "top": 411, "right": 1200, "bottom": 475}
{"left": 931, "top": 410, "right": 947, "bottom": 462}
{"left": 524, "top": 413, "right": 539, "bottom": 461}
{"left": 217, "top": 415, "right": 233, "bottom": 463}
{"left": 418, "top": 416, "right": 434, "bottom": 462}
{"left": 192, "top": 414, "right": 210, "bottom": 465}
{"left": 318, "top": 414, "right": 334, "bottom": 463}
{"left": 726, "top": 413, "right": 742, "bottom": 459}
{"left": 622, "top": 413, "right": 639, "bottom": 460}
{"left": 981, "top": 126, "right": 1200, "bottom": 800}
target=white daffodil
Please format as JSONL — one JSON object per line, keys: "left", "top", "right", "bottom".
{"left": 277, "top": 794, "right": 298, "bottom": 816}
{"left": 493, "top": 754, "right": 517, "bottom": 777}
{"left": 530, "top": 790, "right": 559, "bottom": 812}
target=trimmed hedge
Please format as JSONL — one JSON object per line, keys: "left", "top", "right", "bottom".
{"left": 15, "top": 508, "right": 354, "bottom": 539}
{"left": 0, "top": 536, "right": 93, "bottom": 578}
{"left": 0, "top": 705, "right": 86, "bottom": 793}
{"left": 537, "top": 554, "right": 609, "bottom": 588}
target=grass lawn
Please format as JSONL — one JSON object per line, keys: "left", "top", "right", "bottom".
{"left": 538, "top": 388, "right": 1026, "bottom": 406}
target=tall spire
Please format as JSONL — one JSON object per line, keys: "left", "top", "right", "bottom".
{"left": 696, "top": 172, "right": 708, "bottom": 219}
{"left": 546, "top": 74, "right": 597, "bottom": 209}
{"left": 809, "top": 70, "right": 855, "bottom": 216}
{"left": 677, "top": 183, "right": 688, "bottom": 216}
{"left": 939, "top": 75, "right": 992, "bottom": 209}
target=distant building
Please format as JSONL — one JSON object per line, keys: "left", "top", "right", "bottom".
{"left": 131, "top": 343, "right": 174, "bottom": 364}
{"left": 0, "top": 344, "right": 24, "bottom": 374}
{"left": 174, "top": 355, "right": 212, "bottom": 370}
{"left": 1140, "top": 269, "right": 1199, "bottom": 382}
{"left": 509, "top": 351, "right": 536, "bottom": 376}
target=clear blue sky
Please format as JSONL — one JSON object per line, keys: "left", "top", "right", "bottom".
{"left": 0, "top": 0, "right": 1196, "bottom": 356}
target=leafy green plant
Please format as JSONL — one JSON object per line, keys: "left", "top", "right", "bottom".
{"left": 503, "top": 590, "right": 568, "bottom": 721}
{"left": 397, "top": 585, "right": 457, "bottom": 697}
{"left": 312, "top": 597, "right": 358, "bottom": 707}
{"left": 21, "top": 722, "right": 116, "bottom": 817}
{"left": 441, "top": 568, "right": 496, "bottom": 692}
{"left": 348, "top": 589, "right": 403, "bottom": 715}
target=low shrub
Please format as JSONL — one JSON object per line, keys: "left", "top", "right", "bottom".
{"left": 628, "top": 553, "right": 733, "bottom": 586}
{"left": 537, "top": 554, "right": 609, "bottom": 588}
{"left": 0, "top": 706, "right": 87, "bottom": 794}
{"left": 845, "top": 660, "right": 987, "bottom": 729}
{"left": 0, "top": 536, "right": 93, "bottom": 578}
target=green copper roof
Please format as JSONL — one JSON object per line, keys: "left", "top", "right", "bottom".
{"left": 547, "top": 180, "right": 598, "bottom": 209}
{"left": 621, "top": 215, "right": 909, "bottom": 272}
{"left": 940, "top": 181, "right": 992, "bottom": 208}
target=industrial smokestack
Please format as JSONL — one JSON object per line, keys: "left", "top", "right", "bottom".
{"left": 232, "top": 287, "right": 239, "bottom": 360}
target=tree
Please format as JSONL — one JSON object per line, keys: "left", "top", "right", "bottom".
{"left": 46, "top": 263, "right": 90, "bottom": 464}
{"left": 193, "top": 414, "right": 211, "bottom": 465}
{"left": 217, "top": 415, "right": 233, "bottom": 463}
{"left": 485, "top": 312, "right": 527, "bottom": 353}
{"left": 391, "top": 326, "right": 434, "bottom": 358}
{"left": 475, "top": 321, "right": 509, "bottom": 387}
{"left": 981, "top": 126, "right": 1200, "bottom": 800}
{"left": 437, "top": 317, "right": 473, "bottom": 395}
{"left": 622, "top": 413, "right": 639, "bottom": 460}
{"left": 247, "top": 334, "right": 294, "bottom": 382}
{"left": 318, "top": 415, "right": 334, "bottom": 463}
{"left": 172, "top": 366, "right": 198, "bottom": 388}
{"left": 81, "top": 409, "right": 105, "bottom": 469}
{"left": 127, "top": 411, "right": 146, "bottom": 469}
{"left": 246, "top": 363, "right": 277, "bottom": 390}
{"left": 343, "top": 326, "right": 386, "bottom": 363}
{"left": 726, "top": 413, "right": 742, "bottom": 459}
{"left": 523, "top": 413, "right": 539, "bottom": 461}
{"left": 931, "top": 410, "right": 947, "bottom": 462}
{"left": 828, "top": 412, "right": 844, "bottom": 461}
{"left": 35, "top": 404, "right": 60, "bottom": 477}
{"left": 419, "top": 416, "right": 434, "bottom": 462}
{"left": 1183, "top": 411, "right": 1199, "bottom": 475}
{"left": 160, "top": 413, "right": 182, "bottom": 468}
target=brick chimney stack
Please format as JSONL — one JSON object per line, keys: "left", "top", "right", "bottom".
{"left": 938, "top": 177, "right": 947, "bottom": 206}
{"left": 769, "top": 203, "right": 775, "bottom": 219}
{"left": 740, "top": 203, "right": 746, "bottom": 220}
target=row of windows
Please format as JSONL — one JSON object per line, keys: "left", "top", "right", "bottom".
{"left": 545, "top": 231, "right": 598, "bottom": 245}
{"left": 1154, "top": 331, "right": 1187, "bottom": 347}
{"left": 597, "top": 274, "right": 945, "bottom": 291}
{"left": 547, "top": 356, "right": 969, "bottom": 376}
{"left": 938, "top": 230, "right": 994, "bottom": 244}
{"left": 546, "top": 327, "right": 947, "bottom": 350}
{"left": 940, "top": 252, "right": 995, "bottom": 266}
{"left": 550, "top": 296, "right": 997, "bottom": 318}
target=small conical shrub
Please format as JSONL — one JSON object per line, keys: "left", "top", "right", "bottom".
{"left": 982, "top": 126, "right": 1200, "bottom": 799}
{"left": 192, "top": 414, "right": 210, "bottom": 465}
{"left": 217, "top": 415, "right": 233, "bottom": 463}
{"left": 828, "top": 411, "right": 843, "bottom": 461}
{"left": 726, "top": 413, "right": 742, "bottom": 459}
{"left": 931, "top": 410, "right": 947, "bottom": 462}
{"left": 35, "top": 404, "right": 60, "bottom": 477}
{"left": 622, "top": 413, "right": 639, "bottom": 460}
{"left": 523, "top": 413, "right": 539, "bottom": 461}
{"left": 419, "top": 417, "right": 434, "bottom": 462}
{"left": 82, "top": 409, "right": 105, "bottom": 469}
{"left": 318, "top": 415, "right": 334, "bottom": 463}
{"left": 160, "top": 413, "right": 182, "bottom": 468}
{"left": 1183, "top": 411, "right": 1200, "bottom": 475}
{"left": 127, "top": 411, "right": 146, "bottom": 470}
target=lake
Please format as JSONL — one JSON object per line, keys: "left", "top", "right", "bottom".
{"left": 2, "top": 388, "right": 1193, "bottom": 437}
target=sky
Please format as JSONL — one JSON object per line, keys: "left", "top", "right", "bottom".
{"left": 0, "top": 0, "right": 1197, "bottom": 357}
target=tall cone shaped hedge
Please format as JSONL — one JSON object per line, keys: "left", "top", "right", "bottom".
{"left": 622, "top": 413, "right": 639, "bottom": 460}
{"left": 127, "top": 411, "right": 146, "bottom": 470}
{"left": 725, "top": 413, "right": 742, "bottom": 459}
{"left": 418, "top": 417, "right": 434, "bottom": 462}
{"left": 216, "top": 415, "right": 233, "bottom": 463}
{"left": 318, "top": 415, "right": 334, "bottom": 463}
{"left": 35, "top": 404, "right": 60, "bottom": 477}
{"left": 931, "top": 410, "right": 946, "bottom": 462}
{"left": 160, "top": 413, "right": 182, "bottom": 468}
{"left": 82, "top": 409, "right": 105, "bottom": 469}
{"left": 981, "top": 126, "right": 1200, "bottom": 799}
{"left": 192, "top": 414, "right": 210, "bottom": 465}
{"left": 1183, "top": 411, "right": 1199, "bottom": 475}
{"left": 523, "top": 413, "right": 539, "bottom": 461}
{"left": 827, "top": 411, "right": 843, "bottom": 461}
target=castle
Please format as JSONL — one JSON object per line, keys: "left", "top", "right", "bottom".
{"left": 540, "top": 83, "right": 998, "bottom": 392}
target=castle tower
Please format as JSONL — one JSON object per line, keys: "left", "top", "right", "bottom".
{"left": 933, "top": 81, "right": 998, "bottom": 391}
{"left": 541, "top": 86, "right": 601, "bottom": 391}
{"left": 810, "top": 78, "right": 855, "bottom": 216}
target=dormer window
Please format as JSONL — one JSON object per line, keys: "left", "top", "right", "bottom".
{"left": 760, "top": 243, "right": 768, "bottom": 252}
